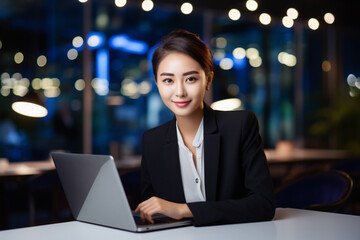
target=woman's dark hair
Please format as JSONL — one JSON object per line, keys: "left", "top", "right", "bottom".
{"left": 152, "top": 29, "right": 214, "bottom": 82}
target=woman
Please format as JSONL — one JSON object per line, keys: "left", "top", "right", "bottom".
{"left": 135, "top": 30, "right": 275, "bottom": 226}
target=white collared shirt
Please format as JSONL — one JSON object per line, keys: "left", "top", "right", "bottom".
{"left": 176, "top": 118, "right": 206, "bottom": 203}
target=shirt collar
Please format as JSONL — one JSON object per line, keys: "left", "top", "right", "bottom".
{"left": 192, "top": 117, "right": 204, "bottom": 148}
{"left": 176, "top": 117, "right": 204, "bottom": 149}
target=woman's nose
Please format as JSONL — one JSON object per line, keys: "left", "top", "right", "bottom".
{"left": 175, "top": 82, "right": 186, "bottom": 97}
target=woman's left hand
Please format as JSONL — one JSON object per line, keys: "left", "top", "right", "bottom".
{"left": 134, "top": 197, "right": 193, "bottom": 224}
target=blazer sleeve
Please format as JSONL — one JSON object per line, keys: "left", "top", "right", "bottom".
{"left": 187, "top": 111, "right": 275, "bottom": 226}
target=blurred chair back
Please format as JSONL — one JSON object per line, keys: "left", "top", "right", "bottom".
{"left": 275, "top": 170, "right": 353, "bottom": 212}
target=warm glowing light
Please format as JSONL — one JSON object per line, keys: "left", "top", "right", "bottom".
{"left": 37, "top": 55, "right": 47, "bottom": 67}
{"left": 1, "top": 88, "right": 10, "bottom": 97}
{"left": 78, "top": 0, "right": 88, "bottom": 3}
{"left": 259, "top": 13, "right": 271, "bottom": 25}
{"left": 44, "top": 88, "right": 60, "bottom": 98}
{"left": 72, "top": 36, "right": 84, "bottom": 48}
{"left": 121, "top": 77, "right": 138, "bottom": 97}
{"left": 12, "top": 102, "right": 48, "bottom": 118}
{"left": 246, "top": 0, "right": 258, "bottom": 11}
{"left": 67, "top": 48, "right": 78, "bottom": 60}
{"left": 181, "top": 2, "right": 193, "bottom": 14}
{"left": 20, "top": 78, "right": 30, "bottom": 88}
{"left": 92, "top": 78, "right": 109, "bottom": 96}
{"left": 249, "top": 56, "right": 262, "bottom": 67}
{"left": 14, "top": 52, "right": 24, "bottom": 64}
{"left": 233, "top": 47, "right": 246, "bottom": 59}
{"left": 12, "top": 85, "right": 28, "bottom": 97}
{"left": 216, "top": 37, "right": 227, "bottom": 48}
{"left": 115, "top": 0, "right": 127, "bottom": 7}
{"left": 287, "top": 8, "right": 298, "bottom": 20}
{"left": 246, "top": 47, "right": 259, "bottom": 59}
{"left": 211, "top": 98, "right": 242, "bottom": 111}
{"left": 278, "top": 52, "right": 297, "bottom": 67}
{"left": 308, "top": 18, "right": 320, "bottom": 30}
{"left": 75, "top": 79, "right": 85, "bottom": 91}
{"left": 32, "top": 78, "right": 42, "bottom": 90}
{"left": 322, "top": 61, "right": 331, "bottom": 72}
{"left": 228, "top": 9, "right": 241, "bottom": 21}
{"left": 324, "top": 13, "right": 335, "bottom": 24}
{"left": 139, "top": 81, "right": 152, "bottom": 94}
{"left": 142, "top": 0, "right": 154, "bottom": 11}
{"left": 282, "top": 16, "right": 294, "bottom": 28}
{"left": 219, "top": 58, "right": 234, "bottom": 70}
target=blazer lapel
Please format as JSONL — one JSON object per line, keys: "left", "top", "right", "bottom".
{"left": 204, "top": 104, "right": 220, "bottom": 201}
{"left": 162, "top": 117, "right": 186, "bottom": 203}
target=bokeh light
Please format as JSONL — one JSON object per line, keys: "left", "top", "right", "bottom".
{"left": 219, "top": 58, "right": 234, "bottom": 70}
{"left": 142, "top": 0, "right": 154, "bottom": 11}
{"left": 246, "top": 0, "right": 258, "bottom": 11}
{"left": 233, "top": 47, "right": 246, "bottom": 59}
{"left": 216, "top": 37, "right": 227, "bottom": 48}
{"left": 115, "top": 0, "right": 127, "bottom": 7}
{"left": 287, "top": 8, "right": 298, "bottom": 20}
{"left": 75, "top": 79, "right": 85, "bottom": 91}
{"left": 308, "top": 18, "right": 320, "bottom": 30}
{"left": 278, "top": 52, "right": 297, "bottom": 67}
{"left": 249, "top": 57, "right": 262, "bottom": 67}
{"left": 37, "top": 55, "right": 47, "bottom": 67}
{"left": 259, "top": 13, "right": 271, "bottom": 25}
{"left": 282, "top": 16, "right": 294, "bottom": 28}
{"left": 67, "top": 48, "right": 78, "bottom": 60}
{"left": 228, "top": 9, "right": 241, "bottom": 21}
{"left": 180, "top": 2, "right": 193, "bottom": 15}
{"left": 246, "top": 47, "right": 259, "bottom": 59}
{"left": 324, "top": 12, "right": 335, "bottom": 24}
{"left": 322, "top": 60, "right": 331, "bottom": 72}
{"left": 14, "top": 52, "right": 24, "bottom": 64}
{"left": 72, "top": 36, "right": 84, "bottom": 48}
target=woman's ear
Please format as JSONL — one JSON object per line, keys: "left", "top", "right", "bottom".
{"left": 206, "top": 71, "right": 214, "bottom": 90}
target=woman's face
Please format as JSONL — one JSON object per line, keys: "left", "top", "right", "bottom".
{"left": 156, "top": 52, "right": 211, "bottom": 119}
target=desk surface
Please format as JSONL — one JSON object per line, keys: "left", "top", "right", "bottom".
{"left": 1, "top": 208, "right": 359, "bottom": 240}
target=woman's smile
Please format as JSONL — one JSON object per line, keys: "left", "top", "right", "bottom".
{"left": 173, "top": 100, "right": 192, "bottom": 108}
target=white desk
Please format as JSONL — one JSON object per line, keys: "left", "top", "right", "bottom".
{"left": 0, "top": 208, "right": 359, "bottom": 240}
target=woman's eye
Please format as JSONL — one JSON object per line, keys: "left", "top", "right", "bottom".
{"left": 186, "top": 77, "right": 197, "bottom": 82}
{"left": 163, "top": 78, "right": 173, "bottom": 84}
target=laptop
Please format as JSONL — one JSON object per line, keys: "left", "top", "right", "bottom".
{"left": 51, "top": 152, "right": 192, "bottom": 232}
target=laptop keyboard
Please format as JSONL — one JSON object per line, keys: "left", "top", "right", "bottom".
{"left": 133, "top": 215, "right": 176, "bottom": 225}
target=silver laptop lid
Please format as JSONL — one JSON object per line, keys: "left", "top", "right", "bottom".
{"left": 52, "top": 152, "right": 137, "bottom": 231}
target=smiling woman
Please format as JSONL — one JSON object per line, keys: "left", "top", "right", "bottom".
{"left": 135, "top": 30, "right": 275, "bottom": 226}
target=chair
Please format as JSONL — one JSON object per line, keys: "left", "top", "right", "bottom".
{"left": 330, "top": 160, "right": 360, "bottom": 214}
{"left": 275, "top": 170, "right": 354, "bottom": 212}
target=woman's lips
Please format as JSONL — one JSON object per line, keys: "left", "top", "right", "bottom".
{"left": 174, "top": 101, "right": 191, "bottom": 107}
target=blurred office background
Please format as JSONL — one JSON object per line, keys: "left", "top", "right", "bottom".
{"left": 1, "top": 0, "right": 360, "bottom": 230}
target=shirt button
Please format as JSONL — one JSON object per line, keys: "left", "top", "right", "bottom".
{"left": 195, "top": 178, "right": 199, "bottom": 183}
{"left": 196, "top": 155, "right": 201, "bottom": 159}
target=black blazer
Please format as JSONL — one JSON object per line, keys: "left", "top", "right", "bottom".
{"left": 140, "top": 104, "right": 275, "bottom": 226}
